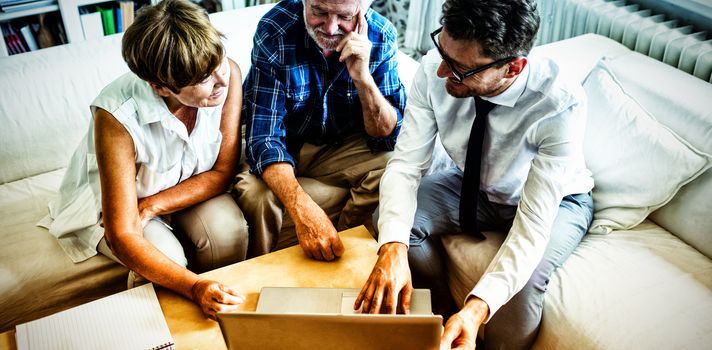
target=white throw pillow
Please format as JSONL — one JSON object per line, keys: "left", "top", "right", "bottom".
{"left": 582, "top": 60, "right": 711, "bottom": 234}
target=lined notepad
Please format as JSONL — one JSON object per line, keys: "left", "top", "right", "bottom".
{"left": 15, "top": 284, "right": 175, "bottom": 350}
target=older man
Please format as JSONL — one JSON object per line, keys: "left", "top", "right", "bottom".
{"left": 235, "top": 0, "right": 405, "bottom": 261}
{"left": 356, "top": 0, "right": 594, "bottom": 349}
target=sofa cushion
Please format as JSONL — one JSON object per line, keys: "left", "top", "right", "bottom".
{"left": 0, "top": 35, "right": 127, "bottom": 184}
{"left": 600, "top": 52, "right": 712, "bottom": 259}
{"left": 650, "top": 170, "right": 712, "bottom": 259}
{"left": 0, "top": 170, "right": 127, "bottom": 332}
{"left": 581, "top": 60, "right": 711, "bottom": 234}
{"left": 604, "top": 52, "right": 712, "bottom": 154}
{"left": 443, "top": 221, "right": 712, "bottom": 349}
{"left": 532, "top": 221, "right": 712, "bottom": 349}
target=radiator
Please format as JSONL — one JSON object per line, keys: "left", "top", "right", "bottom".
{"left": 536, "top": 0, "right": 712, "bottom": 83}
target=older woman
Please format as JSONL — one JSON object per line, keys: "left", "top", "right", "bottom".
{"left": 39, "top": 0, "right": 246, "bottom": 318}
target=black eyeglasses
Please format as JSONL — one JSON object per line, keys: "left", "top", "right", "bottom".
{"left": 430, "top": 27, "right": 515, "bottom": 82}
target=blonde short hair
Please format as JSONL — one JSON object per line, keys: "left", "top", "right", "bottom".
{"left": 122, "top": 0, "right": 224, "bottom": 93}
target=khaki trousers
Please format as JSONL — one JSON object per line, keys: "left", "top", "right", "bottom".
{"left": 234, "top": 133, "right": 390, "bottom": 257}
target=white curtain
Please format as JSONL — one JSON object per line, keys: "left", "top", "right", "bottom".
{"left": 404, "top": 0, "right": 444, "bottom": 54}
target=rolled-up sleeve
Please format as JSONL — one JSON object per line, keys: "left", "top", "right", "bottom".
{"left": 243, "top": 34, "right": 294, "bottom": 176}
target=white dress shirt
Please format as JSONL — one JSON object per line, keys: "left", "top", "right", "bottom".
{"left": 378, "top": 49, "right": 594, "bottom": 321}
{"left": 38, "top": 71, "right": 226, "bottom": 263}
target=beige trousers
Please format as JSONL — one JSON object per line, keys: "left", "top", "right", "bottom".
{"left": 98, "top": 193, "right": 248, "bottom": 287}
{"left": 234, "top": 133, "right": 390, "bottom": 257}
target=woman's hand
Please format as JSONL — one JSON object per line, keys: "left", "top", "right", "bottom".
{"left": 137, "top": 197, "right": 160, "bottom": 228}
{"left": 191, "top": 279, "right": 245, "bottom": 319}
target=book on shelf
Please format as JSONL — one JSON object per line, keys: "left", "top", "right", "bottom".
{"left": 6, "top": 39, "right": 21, "bottom": 54}
{"left": 19, "top": 24, "right": 37, "bottom": 51}
{"left": 2, "top": 32, "right": 17, "bottom": 55}
{"left": 79, "top": 10, "right": 103, "bottom": 40}
{"left": 115, "top": 6, "right": 122, "bottom": 32}
{"left": 98, "top": 6, "right": 115, "bottom": 35}
{"left": 2, "top": 24, "right": 14, "bottom": 54}
{"left": 3, "top": 24, "right": 26, "bottom": 54}
{"left": 119, "top": 0, "right": 134, "bottom": 30}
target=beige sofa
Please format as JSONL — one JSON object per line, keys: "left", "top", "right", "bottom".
{"left": 1, "top": 3, "right": 710, "bottom": 349}
{"left": 0, "top": 4, "right": 418, "bottom": 332}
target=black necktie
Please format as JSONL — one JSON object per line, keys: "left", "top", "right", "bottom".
{"left": 459, "top": 96, "right": 496, "bottom": 239}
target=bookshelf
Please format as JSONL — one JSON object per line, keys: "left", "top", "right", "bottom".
{"left": 0, "top": 4, "right": 59, "bottom": 21}
{"left": 58, "top": 0, "right": 147, "bottom": 44}
{"left": 0, "top": 1, "right": 65, "bottom": 56}
{"left": 1, "top": 0, "right": 278, "bottom": 57}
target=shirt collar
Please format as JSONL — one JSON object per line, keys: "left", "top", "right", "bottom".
{"left": 134, "top": 79, "right": 175, "bottom": 125}
{"left": 481, "top": 59, "right": 530, "bottom": 108}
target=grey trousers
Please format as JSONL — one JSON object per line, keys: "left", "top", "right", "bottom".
{"left": 408, "top": 167, "right": 593, "bottom": 350}
{"left": 98, "top": 193, "right": 249, "bottom": 286}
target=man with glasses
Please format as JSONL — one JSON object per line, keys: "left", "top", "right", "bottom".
{"left": 236, "top": 0, "right": 405, "bottom": 261}
{"left": 355, "top": 0, "right": 594, "bottom": 348}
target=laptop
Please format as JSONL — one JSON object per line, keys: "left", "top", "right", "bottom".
{"left": 217, "top": 287, "right": 442, "bottom": 350}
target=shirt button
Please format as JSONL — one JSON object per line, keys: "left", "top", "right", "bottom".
{"left": 346, "top": 92, "right": 351, "bottom": 97}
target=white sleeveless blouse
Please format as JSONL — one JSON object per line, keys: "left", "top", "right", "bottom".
{"left": 38, "top": 71, "right": 227, "bottom": 262}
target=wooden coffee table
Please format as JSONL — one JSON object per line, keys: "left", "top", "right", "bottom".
{"left": 160, "top": 225, "right": 378, "bottom": 348}
{"left": 0, "top": 226, "right": 379, "bottom": 350}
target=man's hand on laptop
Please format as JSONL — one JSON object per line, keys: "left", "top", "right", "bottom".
{"left": 191, "top": 279, "right": 245, "bottom": 319}
{"left": 293, "top": 198, "right": 345, "bottom": 261}
{"left": 354, "top": 242, "right": 412, "bottom": 314}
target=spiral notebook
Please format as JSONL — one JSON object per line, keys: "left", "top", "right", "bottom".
{"left": 15, "top": 283, "right": 175, "bottom": 350}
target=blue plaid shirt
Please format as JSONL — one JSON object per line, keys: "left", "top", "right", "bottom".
{"left": 243, "top": 0, "right": 406, "bottom": 175}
